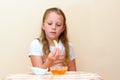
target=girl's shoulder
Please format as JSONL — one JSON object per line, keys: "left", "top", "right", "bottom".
{"left": 29, "top": 38, "right": 43, "bottom": 56}
{"left": 68, "top": 41, "right": 73, "bottom": 47}
{"left": 30, "top": 38, "right": 42, "bottom": 46}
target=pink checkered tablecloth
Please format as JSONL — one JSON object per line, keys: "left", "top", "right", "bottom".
{"left": 6, "top": 71, "right": 104, "bottom": 80}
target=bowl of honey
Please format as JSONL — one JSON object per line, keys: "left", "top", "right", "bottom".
{"left": 50, "top": 66, "right": 68, "bottom": 75}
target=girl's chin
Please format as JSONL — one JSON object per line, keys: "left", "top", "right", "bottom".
{"left": 47, "top": 36, "right": 57, "bottom": 40}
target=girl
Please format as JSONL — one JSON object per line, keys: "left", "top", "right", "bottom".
{"left": 29, "top": 7, "right": 76, "bottom": 71}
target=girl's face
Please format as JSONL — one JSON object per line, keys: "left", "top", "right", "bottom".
{"left": 42, "top": 12, "right": 65, "bottom": 41}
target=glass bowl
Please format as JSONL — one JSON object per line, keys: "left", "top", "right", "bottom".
{"left": 31, "top": 67, "right": 48, "bottom": 75}
{"left": 50, "top": 66, "right": 68, "bottom": 75}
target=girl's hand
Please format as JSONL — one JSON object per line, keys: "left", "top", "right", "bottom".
{"left": 48, "top": 48, "right": 60, "bottom": 61}
{"left": 41, "top": 48, "right": 61, "bottom": 69}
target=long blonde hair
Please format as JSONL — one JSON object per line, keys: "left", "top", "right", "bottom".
{"left": 39, "top": 7, "right": 70, "bottom": 65}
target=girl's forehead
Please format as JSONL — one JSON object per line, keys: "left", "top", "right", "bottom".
{"left": 45, "top": 12, "right": 64, "bottom": 20}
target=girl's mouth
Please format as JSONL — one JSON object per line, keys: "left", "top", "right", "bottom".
{"left": 50, "top": 32, "right": 56, "bottom": 34}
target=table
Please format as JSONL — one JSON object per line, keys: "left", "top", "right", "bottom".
{"left": 6, "top": 71, "right": 104, "bottom": 80}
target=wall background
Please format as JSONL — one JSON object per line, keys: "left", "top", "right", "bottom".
{"left": 0, "top": 0, "right": 120, "bottom": 80}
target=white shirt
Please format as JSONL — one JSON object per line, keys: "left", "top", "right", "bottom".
{"left": 29, "top": 39, "right": 75, "bottom": 66}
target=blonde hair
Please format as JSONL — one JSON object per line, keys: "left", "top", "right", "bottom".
{"left": 38, "top": 7, "right": 70, "bottom": 65}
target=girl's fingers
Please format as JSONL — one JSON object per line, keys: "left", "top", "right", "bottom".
{"left": 48, "top": 48, "right": 57, "bottom": 57}
{"left": 51, "top": 49, "right": 56, "bottom": 56}
{"left": 55, "top": 48, "right": 60, "bottom": 58}
{"left": 48, "top": 48, "right": 60, "bottom": 60}
{"left": 49, "top": 50, "right": 55, "bottom": 57}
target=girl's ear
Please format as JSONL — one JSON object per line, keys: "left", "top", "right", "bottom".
{"left": 42, "top": 23, "right": 45, "bottom": 30}
{"left": 61, "top": 26, "right": 65, "bottom": 32}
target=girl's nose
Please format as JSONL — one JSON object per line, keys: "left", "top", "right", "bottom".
{"left": 52, "top": 24, "right": 56, "bottom": 29}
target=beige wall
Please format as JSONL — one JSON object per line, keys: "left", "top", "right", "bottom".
{"left": 0, "top": 0, "right": 120, "bottom": 80}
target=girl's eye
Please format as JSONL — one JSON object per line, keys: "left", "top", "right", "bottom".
{"left": 57, "top": 24, "right": 61, "bottom": 26}
{"left": 56, "top": 23, "right": 61, "bottom": 27}
{"left": 48, "top": 23, "right": 52, "bottom": 25}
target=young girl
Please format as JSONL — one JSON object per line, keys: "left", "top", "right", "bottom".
{"left": 29, "top": 7, "right": 76, "bottom": 71}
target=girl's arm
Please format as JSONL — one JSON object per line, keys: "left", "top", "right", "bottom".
{"left": 30, "top": 56, "right": 43, "bottom": 67}
{"left": 29, "top": 48, "right": 59, "bottom": 69}
{"left": 29, "top": 56, "right": 54, "bottom": 69}
{"left": 67, "top": 59, "right": 76, "bottom": 71}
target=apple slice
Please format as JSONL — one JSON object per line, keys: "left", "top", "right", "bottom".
{"left": 53, "top": 40, "right": 58, "bottom": 47}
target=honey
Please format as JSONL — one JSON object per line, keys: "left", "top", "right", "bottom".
{"left": 50, "top": 66, "right": 68, "bottom": 75}
{"left": 51, "top": 69, "right": 67, "bottom": 75}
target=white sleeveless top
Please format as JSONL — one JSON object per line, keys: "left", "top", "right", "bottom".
{"left": 29, "top": 39, "right": 75, "bottom": 66}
